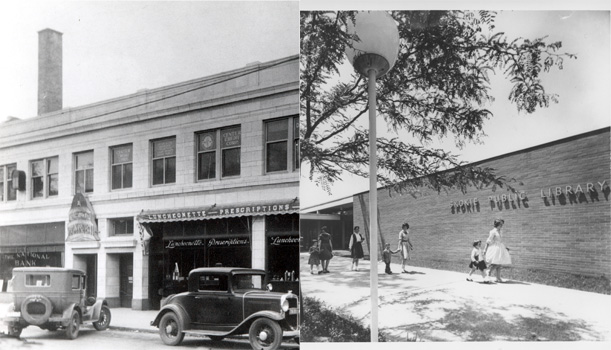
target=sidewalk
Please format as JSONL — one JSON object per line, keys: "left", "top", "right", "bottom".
{"left": 107, "top": 307, "right": 159, "bottom": 333}
{"left": 300, "top": 252, "right": 611, "bottom": 342}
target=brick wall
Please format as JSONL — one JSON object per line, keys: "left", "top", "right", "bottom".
{"left": 354, "top": 128, "right": 611, "bottom": 277}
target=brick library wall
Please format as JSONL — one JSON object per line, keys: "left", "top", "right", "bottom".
{"left": 354, "top": 128, "right": 611, "bottom": 277}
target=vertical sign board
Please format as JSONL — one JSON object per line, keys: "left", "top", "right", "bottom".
{"left": 67, "top": 192, "right": 100, "bottom": 241}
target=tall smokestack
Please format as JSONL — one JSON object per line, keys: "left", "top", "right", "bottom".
{"left": 38, "top": 28, "right": 62, "bottom": 115}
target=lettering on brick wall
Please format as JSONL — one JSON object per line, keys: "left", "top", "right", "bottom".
{"left": 540, "top": 180, "right": 609, "bottom": 206}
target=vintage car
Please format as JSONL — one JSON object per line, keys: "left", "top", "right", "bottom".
{"left": 151, "top": 267, "right": 299, "bottom": 350}
{"left": 0, "top": 267, "right": 111, "bottom": 339}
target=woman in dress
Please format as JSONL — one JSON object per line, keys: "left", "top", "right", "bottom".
{"left": 348, "top": 226, "right": 365, "bottom": 271}
{"left": 484, "top": 219, "right": 512, "bottom": 283}
{"left": 318, "top": 226, "right": 333, "bottom": 273}
{"left": 398, "top": 222, "right": 413, "bottom": 273}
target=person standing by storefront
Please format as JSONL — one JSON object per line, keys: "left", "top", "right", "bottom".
{"left": 348, "top": 226, "right": 365, "bottom": 271}
{"left": 484, "top": 219, "right": 512, "bottom": 283}
{"left": 318, "top": 226, "right": 333, "bottom": 273}
{"left": 398, "top": 222, "right": 413, "bottom": 273}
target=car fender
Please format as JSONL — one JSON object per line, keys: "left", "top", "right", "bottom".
{"left": 60, "top": 303, "right": 81, "bottom": 327}
{"left": 85, "top": 300, "right": 108, "bottom": 321}
{"left": 230, "top": 310, "right": 284, "bottom": 334}
{"left": 151, "top": 304, "right": 191, "bottom": 329}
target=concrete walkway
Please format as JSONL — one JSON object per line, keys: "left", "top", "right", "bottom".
{"left": 300, "top": 252, "right": 611, "bottom": 342}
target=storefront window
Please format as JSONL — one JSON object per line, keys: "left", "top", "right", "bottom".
{"left": 152, "top": 137, "right": 176, "bottom": 185}
{"left": 31, "top": 157, "right": 58, "bottom": 198}
{"left": 265, "top": 117, "right": 298, "bottom": 173}
{"left": 75, "top": 151, "right": 94, "bottom": 193}
{"left": 111, "top": 144, "right": 133, "bottom": 190}
{"left": 266, "top": 214, "right": 299, "bottom": 284}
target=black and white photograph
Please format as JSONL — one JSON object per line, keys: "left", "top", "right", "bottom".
{"left": 0, "top": 1, "right": 299, "bottom": 350}
{"left": 298, "top": 0, "right": 611, "bottom": 348}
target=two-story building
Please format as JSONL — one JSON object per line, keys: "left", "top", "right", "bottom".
{"left": 0, "top": 29, "right": 300, "bottom": 310}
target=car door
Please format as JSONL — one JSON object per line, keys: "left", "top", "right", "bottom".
{"left": 191, "top": 273, "right": 237, "bottom": 331}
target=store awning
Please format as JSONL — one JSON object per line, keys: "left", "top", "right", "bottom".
{"left": 136, "top": 199, "right": 299, "bottom": 224}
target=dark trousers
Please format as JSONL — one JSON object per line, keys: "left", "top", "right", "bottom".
{"left": 385, "top": 262, "right": 392, "bottom": 274}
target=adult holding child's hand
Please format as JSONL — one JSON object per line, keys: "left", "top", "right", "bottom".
{"left": 484, "top": 219, "right": 512, "bottom": 283}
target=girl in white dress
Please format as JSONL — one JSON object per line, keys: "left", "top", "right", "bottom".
{"left": 398, "top": 223, "right": 413, "bottom": 273}
{"left": 484, "top": 219, "right": 512, "bottom": 282}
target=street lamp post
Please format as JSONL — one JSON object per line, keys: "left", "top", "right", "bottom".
{"left": 345, "top": 11, "right": 399, "bottom": 342}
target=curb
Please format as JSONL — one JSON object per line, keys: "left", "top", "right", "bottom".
{"left": 108, "top": 326, "right": 157, "bottom": 334}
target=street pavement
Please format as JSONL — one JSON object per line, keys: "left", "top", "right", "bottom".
{"left": 300, "top": 251, "right": 611, "bottom": 342}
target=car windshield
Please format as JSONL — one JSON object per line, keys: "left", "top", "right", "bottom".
{"left": 233, "top": 274, "right": 266, "bottom": 292}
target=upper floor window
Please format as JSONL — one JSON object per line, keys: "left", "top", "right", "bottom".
{"left": 265, "top": 116, "right": 299, "bottom": 173}
{"left": 152, "top": 137, "right": 176, "bottom": 185}
{"left": 0, "top": 164, "right": 17, "bottom": 202}
{"left": 75, "top": 151, "right": 94, "bottom": 194}
{"left": 111, "top": 144, "right": 133, "bottom": 190}
{"left": 196, "top": 126, "right": 241, "bottom": 180}
{"left": 31, "top": 157, "right": 59, "bottom": 198}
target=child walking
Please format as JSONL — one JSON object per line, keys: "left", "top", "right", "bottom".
{"left": 308, "top": 239, "right": 321, "bottom": 274}
{"left": 467, "top": 240, "right": 487, "bottom": 282}
{"left": 382, "top": 243, "right": 400, "bottom": 274}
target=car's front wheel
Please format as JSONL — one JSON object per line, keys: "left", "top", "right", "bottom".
{"left": 65, "top": 310, "right": 80, "bottom": 340}
{"left": 93, "top": 306, "right": 111, "bottom": 331}
{"left": 248, "top": 318, "right": 283, "bottom": 350}
{"left": 159, "top": 312, "right": 185, "bottom": 346}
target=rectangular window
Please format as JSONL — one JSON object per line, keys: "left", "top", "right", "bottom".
{"left": 75, "top": 151, "right": 94, "bottom": 193}
{"left": 198, "top": 275, "right": 228, "bottom": 292}
{"left": 111, "top": 144, "right": 133, "bottom": 190}
{"left": 196, "top": 126, "right": 240, "bottom": 180}
{"left": 30, "top": 157, "right": 59, "bottom": 198}
{"left": 26, "top": 274, "right": 51, "bottom": 287}
{"left": 109, "top": 217, "right": 134, "bottom": 236}
{"left": 197, "top": 131, "right": 216, "bottom": 180}
{"left": 1, "top": 164, "right": 18, "bottom": 202}
{"left": 152, "top": 137, "right": 176, "bottom": 185}
{"left": 265, "top": 117, "right": 298, "bottom": 173}
{"left": 71, "top": 275, "right": 80, "bottom": 289}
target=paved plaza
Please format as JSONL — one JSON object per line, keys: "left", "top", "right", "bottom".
{"left": 300, "top": 252, "right": 611, "bottom": 342}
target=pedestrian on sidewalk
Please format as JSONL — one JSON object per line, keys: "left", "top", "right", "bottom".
{"left": 349, "top": 226, "right": 365, "bottom": 271}
{"left": 308, "top": 239, "right": 321, "bottom": 274}
{"left": 383, "top": 243, "right": 400, "bottom": 274}
{"left": 467, "top": 240, "right": 488, "bottom": 282}
{"left": 318, "top": 226, "right": 333, "bottom": 273}
{"left": 398, "top": 222, "right": 414, "bottom": 273}
{"left": 484, "top": 219, "right": 512, "bottom": 283}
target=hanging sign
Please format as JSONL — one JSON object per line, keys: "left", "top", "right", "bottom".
{"left": 67, "top": 193, "right": 99, "bottom": 241}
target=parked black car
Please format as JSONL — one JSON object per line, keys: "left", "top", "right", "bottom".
{"left": 151, "top": 267, "right": 299, "bottom": 350}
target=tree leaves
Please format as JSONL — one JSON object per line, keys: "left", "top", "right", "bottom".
{"left": 300, "top": 11, "right": 576, "bottom": 194}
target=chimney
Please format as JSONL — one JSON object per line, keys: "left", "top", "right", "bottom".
{"left": 38, "top": 28, "right": 63, "bottom": 115}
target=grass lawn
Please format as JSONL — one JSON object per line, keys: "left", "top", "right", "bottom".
{"left": 300, "top": 297, "right": 388, "bottom": 342}
{"left": 406, "top": 258, "right": 611, "bottom": 295}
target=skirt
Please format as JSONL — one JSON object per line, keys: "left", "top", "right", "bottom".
{"left": 308, "top": 252, "right": 320, "bottom": 265}
{"left": 319, "top": 242, "right": 333, "bottom": 260}
{"left": 469, "top": 260, "right": 487, "bottom": 271}
{"left": 485, "top": 243, "right": 512, "bottom": 266}
{"left": 399, "top": 241, "right": 411, "bottom": 260}
{"left": 351, "top": 242, "right": 364, "bottom": 259}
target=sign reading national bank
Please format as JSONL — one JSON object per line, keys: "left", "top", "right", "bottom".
{"left": 138, "top": 201, "right": 299, "bottom": 223}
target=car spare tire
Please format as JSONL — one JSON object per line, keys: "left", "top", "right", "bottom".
{"left": 21, "top": 294, "right": 53, "bottom": 326}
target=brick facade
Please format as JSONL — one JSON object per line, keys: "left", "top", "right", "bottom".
{"left": 354, "top": 128, "right": 610, "bottom": 277}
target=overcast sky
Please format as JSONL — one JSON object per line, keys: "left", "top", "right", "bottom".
{"left": 300, "top": 3, "right": 610, "bottom": 208}
{"left": 0, "top": 0, "right": 298, "bottom": 120}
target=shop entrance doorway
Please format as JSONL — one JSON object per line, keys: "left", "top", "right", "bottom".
{"left": 119, "top": 254, "right": 133, "bottom": 308}
{"left": 74, "top": 254, "right": 97, "bottom": 298}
